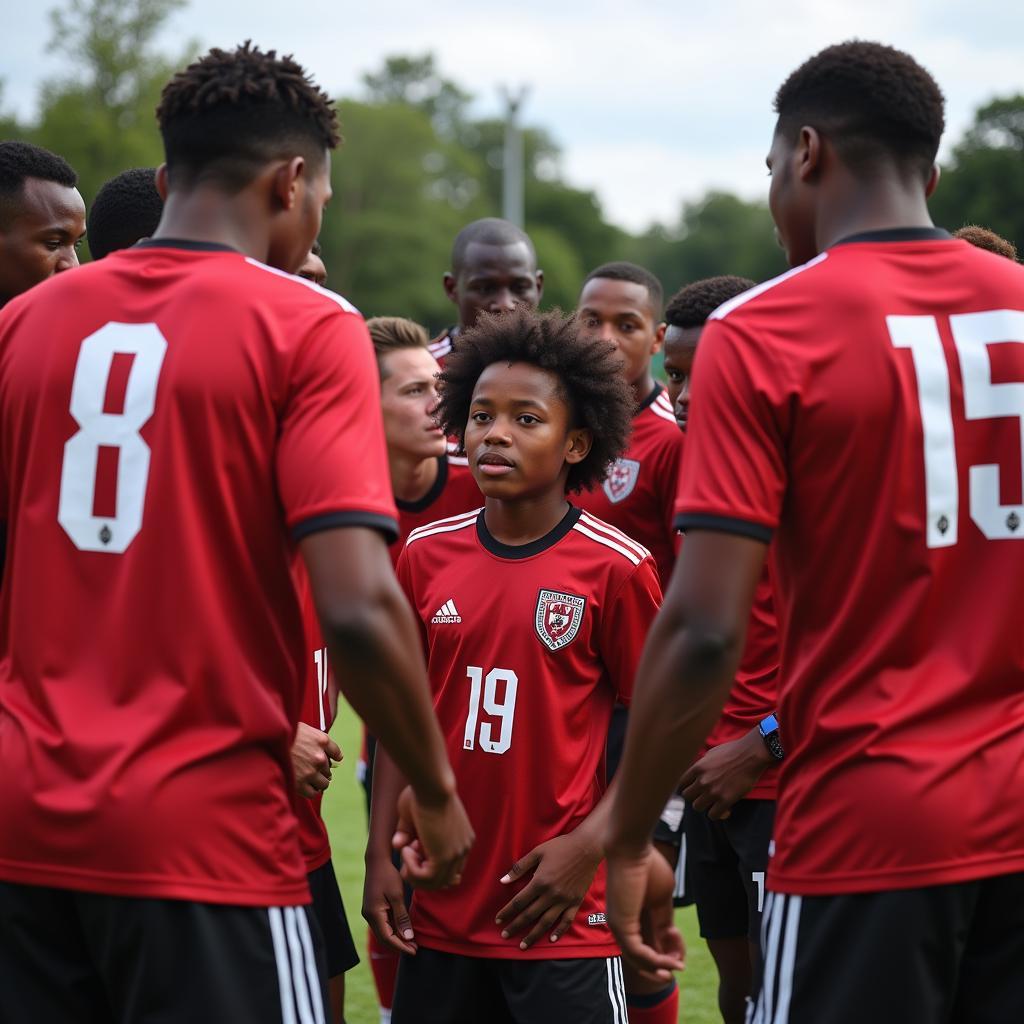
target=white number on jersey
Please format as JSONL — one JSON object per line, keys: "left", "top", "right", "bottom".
{"left": 58, "top": 322, "right": 168, "bottom": 553}
{"left": 313, "top": 647, "right": 330, "bottom": 731}
{"left": 463, "top": 666, "right": 519, "bottom": 755}
{"left": 888, "top": 310, "right": 1024, "bottom": 547}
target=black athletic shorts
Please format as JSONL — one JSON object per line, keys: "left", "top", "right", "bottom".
{"left": 0, "top": 881, "right": 328, "bottom": 1024}
{"left": 307, "top": 859, "right": 360, "bottom": 978}
{"left": 750, "top": 872, "right": 1024, "bottom": 1024}
{"left": 391, "top": 945, "right": 630, "bottom": 1024}
{"left": 684, "top": 798, "right": 774, "bottom": 943}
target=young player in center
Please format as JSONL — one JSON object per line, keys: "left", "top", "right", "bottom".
{"left": 364, "top": 307, "right": 663, "bottom": 1023}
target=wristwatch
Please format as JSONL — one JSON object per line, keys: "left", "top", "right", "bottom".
{"left": 758, "top": 714, "right": 784, "bottom": 761}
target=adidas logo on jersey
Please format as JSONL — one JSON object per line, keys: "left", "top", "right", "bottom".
{"left": 431, "top": 600, "right": 462, "bottom": 624}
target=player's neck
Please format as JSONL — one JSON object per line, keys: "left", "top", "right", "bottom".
{"left": 154, "top": 189, "right": 273, "bottom": 262}
{"left": 483, "top": 492, "right": 571, "bottom": 548}
{"left": 631, "top": 372, "right": 657, "bottom": 409}
{"left": 390, "top": 451, "right": 440, "bottom": 503}
{"left": 816, "top": 178, "right": 935, "bottom": 253}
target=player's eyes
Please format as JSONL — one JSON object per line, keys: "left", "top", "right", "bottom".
{"left": 666, "top": 370, "right": 683, "bottom": 382}
{"left": 518, "top": 414, "right": 540, "bottom": 425}
{"left": 470, "top": 411, "right": 491, "bottom": 423}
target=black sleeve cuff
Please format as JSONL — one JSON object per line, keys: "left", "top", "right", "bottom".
{"left": 292, "top": 510, "right": 399, "bottom": 544}
{"left": 673, "top": 512, "right": 772, "bottom": 543}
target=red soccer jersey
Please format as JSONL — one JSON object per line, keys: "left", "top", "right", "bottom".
{"left": 395, "top": 504, "right": 662, "bottom": 958}
{"left": 576, "top": 384, "right": 685, "bottom": 586}
{"left": 0, "top": 241, "right": 397, "bottom": 906}
{"left": 428, "top": 326, "right": 456, "bottom": 369}
{"left": 676, "top": 228, "right": 1024, "bottom": 895}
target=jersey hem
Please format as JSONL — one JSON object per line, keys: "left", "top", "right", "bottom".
{"left": 302, "top": 847, "right": 333, "bottom": 874}
{"left": 414, "top": 933, "right": 623, "bottom": 960}
{"left": 768, "top": 850, "right": 1024, "bottom": 895}
{"left": 0, "top": 860, "right": 312, "bottom": 906}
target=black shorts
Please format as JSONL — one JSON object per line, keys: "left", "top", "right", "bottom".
{"left": 307, "top": 859, "right": 360, "bottom": 978}
{"left": 751, "top": 872, "right": 1024, "bottom": 1024}
{"left": 391, "top": 945, "right": 629, "bottom": 1024}
{"left": 684, "top": 798, "right": 774, "bottom": 943}
{"left": 0, "top": 881, "right": 328, "bottom": 1024}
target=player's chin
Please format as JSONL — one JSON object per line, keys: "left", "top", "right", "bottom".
{"left": 469, "top": 470, "right": 521, "bottom": 498}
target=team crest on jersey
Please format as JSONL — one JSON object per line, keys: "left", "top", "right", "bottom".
{"left": 535, "top": 590, "right": 586, "bottom": 652}
{"left": 602, "top": 458, "right": 640, "bottom": 504}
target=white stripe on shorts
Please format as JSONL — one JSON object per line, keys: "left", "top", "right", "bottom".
{"left": 605, "top": 956, "right": 626, "bottom": 1023}
{"left": 268, "top": 908, "right": 297, "bottom": 1024}
{"left": 295, "top": 906, "right": 327, "bottom": 1024}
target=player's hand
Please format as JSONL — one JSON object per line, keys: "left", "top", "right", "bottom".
{"left": 362, "top": 852, "right": 417, "bottom": 956}
{"left": 290, "top": 722, "right": 342, "bottom": 799}
{"left": 494, "top": 830, "right": 602, "bottom": 950}
{"left": 392, "top": 784, "right": 474, "bottom": 891}
{"left": 607, "top": 843, "right": 685, "bottom": 983}
{"left": 679, "top": 728, "right": 773, "bottom": 820}
{"left": 640, "top": 848, "right": 685, "bottom": 972}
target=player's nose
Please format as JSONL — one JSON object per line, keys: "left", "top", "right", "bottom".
{"left": 56, "top": 247, "right": 80, "bottom": 273}
{"left": 489, "top": 289, "right": 517, "bottom": 314}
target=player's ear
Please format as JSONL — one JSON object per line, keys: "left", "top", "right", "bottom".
{"left": 652, "top": 321, "right": 666, "bottom": 355}
{"left": 565, "top": 427, "right": 592, "bottom": 465}
{"left": 925, "top": 163, "right": 941, "bottom": 198}
{"left": 272, "top": 157, "right": 305, "bottom": 212}
{"left": 443, "top": 272, "right": 458, "bottom": 305}
{"left": 797, "top": 125, "right": 821, "bottom": 182}
{"left": 534, "top": 269, "right": 544, "bottom": 300}
{"left": 154, "top": 164, "right": 170, "bottom": 201}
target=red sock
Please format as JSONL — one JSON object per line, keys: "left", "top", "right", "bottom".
{"left": 367, "top": 928, "right": 399, "bottom": 1011}
{"left": 626, "top": 980, "right": 679, "bottom": 1023}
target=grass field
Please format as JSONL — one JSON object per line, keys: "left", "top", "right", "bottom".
{"left": 322, "top": 701, "right": 720, "bottom": 1023}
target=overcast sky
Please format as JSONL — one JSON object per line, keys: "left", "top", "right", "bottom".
{"left": 3, "top": 1, "right": 1024, "bottom": 231}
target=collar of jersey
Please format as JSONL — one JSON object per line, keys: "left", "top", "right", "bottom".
{"left": 396, "top": 456, "right": 449, "bottom": 513}
{"left": 636, "top": 382, "right": 663, "bottom": 414}
{"left": 832, "top": 227, "right": 952, "bottom": 246}
{"left": 133, "top": 238, "right": 241, "bottom": 254}
{"left": 476, "top": 504, "right": 582, "bottom": 559}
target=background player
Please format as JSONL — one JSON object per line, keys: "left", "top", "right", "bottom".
{"left": 664, "top": 275, "right": 781, "bottom": 1024}
{"left": 606, "top": 41, "right": 1024, "bottom": 1024}
{"left": 366, "top": 307, "right": 663, "bottom": 1023}
{"left": 87, "top": 166, "right": 163, "bottom": 258}
{"left": 953, "top": 224, "right": 1017, "bottom": 260}
{"left": 0, "top": 140, "right": 85, "bottom": 307}
{"left": 430, "top": 216, "right": 543, "bottom": 365}
{"left": 297, "top": 238, "right": 329, "bottom": 284}
{"left": 0, "top": 42, "right": 471, "bottom": 1024}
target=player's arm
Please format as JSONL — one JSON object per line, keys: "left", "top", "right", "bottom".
{"left": 300, "top": 526, "right": 473, "bottom": 889}
{"left": 605, "top": 530, "right": 765, "bottom": 978}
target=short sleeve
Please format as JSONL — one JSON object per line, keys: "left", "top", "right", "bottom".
{"left": 599, "top": 558, "right": 663, "bottom": 706}
{"left": 674, "top": 318, "right": 788, "bottom": 542}
{"left": 276, "top": 313, "right": 398, "bottom": 542}
{"left": 394, "top": 546, "right": 429, "bottom": 659}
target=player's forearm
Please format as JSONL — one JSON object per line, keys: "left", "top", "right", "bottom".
{"left": 572, "top": 774, "right": 620, "bottom": 858}
{"left": 366, "top": 744, "right": 405, "bottom": 862}
{"left": 606, "top": 606, "right": 743, "bottom": 855}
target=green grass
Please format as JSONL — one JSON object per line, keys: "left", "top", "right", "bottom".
{"left": 322, "top": 701, "right": 720, "bottom": 1023}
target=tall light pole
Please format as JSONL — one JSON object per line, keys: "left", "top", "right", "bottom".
{"left": 500, "top": 85, "right": 529, "bottom": 227}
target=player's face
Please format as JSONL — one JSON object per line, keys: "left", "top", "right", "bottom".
{"left": 296, "top": 250, "right": 327, "bottom": 286}
{"left": 268, "top": 150, "right": 332, "bottom": 275}
{"left": 465, "top": 361, "right": 589, "bottom": 500}
{"left": 445, "top": 241, "right": 542, "bottom": 330}
{"left": 0, "top": 178, "right": 85, "bottom": 305}
{"left": 577, "top": 278, "right": 664, "bottom": 389}
{"left": 380, "top": 348, "right": 446, "bottom": 461}
{"left": 767, "top": 125, "right": 817, "bottom": 267}
{"left": 663, "top": 324, "right": 701, "bottom": 432}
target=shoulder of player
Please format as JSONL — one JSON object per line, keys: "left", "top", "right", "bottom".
{"left": 241, "top": 257, "right": 362, "bottom": 319}
{"left": 707, "top": 251, "right": 832, "bottom": 327}
{"left": 569, "top": 509, "right": 654, "bottom": 570}
{"left": 637, "top": 389, "right": 685, "bottom": 436}
{"left": 428, "top": 327, "right": 455, "bottom": 361}
{"left": 404, "top": 507, "right": 482, "bottom": 550}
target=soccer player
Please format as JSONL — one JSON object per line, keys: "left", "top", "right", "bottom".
{"left": 429, "top": 217, "right": 543, "bottom": 365}
{"left": 575, "top": 261, "right": 685, "bottom": 588}
{"left": 87, "top": 167, "right": 163, "bottom": 259}
{"left": 953, "top": 224, "right": 1017, "bottom": 260}
{"left": 606, "top": 40, "right": 1024, "bottom": 1024}
{"left": 297, "top": 239, "right": 328, "bottom": 285}
{"left": 365, "top": 307, "right": 662, "bottom": 1023}
{"left": 0, "top": 42, "right": 471, "bottom": 1024}
{"left": 665, "top": 276, "right": 781, "bottom": 1024}
{"left": 0, "top": 140, "right": 85, "bottom": 307}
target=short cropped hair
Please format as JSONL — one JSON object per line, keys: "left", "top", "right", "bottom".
{"left": 87, "top": 168, "right": 163, "bottom": 259}
{"left": 436, "top": 307, "right": 633, "bottom": 494}
{"left": 774, "top": 41, "right": 945, "bottom": 179}
{"left": 366, "top": 316, "right": 430, "bottom": 379}
{"left": 0, "top": 141, "right": 77, "bottom": 227}
{"left": 156, "top": 41, "right": 340, "bottom": 191}
{"left": 665, "top": 275, "right": 756, "bottom": 329}
{"left": 582, "top": 261, "right": 664, "bottom": 319}
{"left": 954, "top": 225, "right": 1017, "bottom": 261}
{"left": 451, "top": 218, "right": 536, "bottom": 275}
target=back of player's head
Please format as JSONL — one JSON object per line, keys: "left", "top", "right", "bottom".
{"left": 87, "top": 167, "right": 163, "bottom": 259}
{"left": 954, "top": 225, "right": 1017, "bottom": 261}
{"left": 774, "top": 41, "right": 945, "bottom": 179}
{"left": 451, "top": 218, "right": 536, "bottom": 275}
{"left": 156, "top": 41, "right": 340, "bottom": 192}
{"left": 437, "top": 307, "right": 633, "bottom": 493}
{"left": 0, "top": 141, "right": 78, "bottom": 228}
{"left": 366, "top": 316, "right": 430, "bottom": 378}
{"left": 665, "top": 275, "right": 756, "bottom": 328}
{"left": 582, "top": 261, "right": 664, "bottom": 319}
